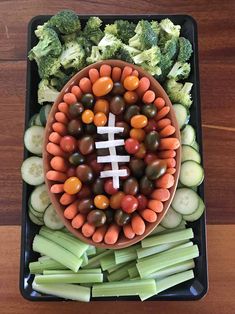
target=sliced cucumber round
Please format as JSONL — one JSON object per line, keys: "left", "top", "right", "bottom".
{"left": 28, "top": 113, "right": 38, "bottom": 127}
{"left": 173, "top": 104, "right": 190, "bottom": 130}
{"left": 191, "top": 141, "right": 199, "bottom": 152}
{"left": 183, "top": 197, "right": 205, "bottom": 222}
{"left": 43, "top": 204, "right": 64, "bottom": 230}
{"left": 21, "top": 156, "right": 44, "bottom": 186}
{"left": 29, "top": 204, "right": 44, "bottom": 218}
{"left": 180, "top": 160, "right": 204, "bottom": 187}
{"left": 160, "top": 206, "right": 182, "bottom": 229}
{"left": 181, "top": 124, "right": 196, "bottom": 145}
{"left": 181, "top": 145, "right": 201, "bottom": 163}
{"left": 29, "top": 210, "right": 44, "bottom": 226}
{"left": 30, "top": 184, "right": 51, "bottom": 213}
{"left": 24, "top": 126, "right": 44, "bottom": 155}
{"left": 39, "top": 104, "right": 52, "bottom": 126}
{"left": 172, "top": 188, "right": 199, "bottom": 215}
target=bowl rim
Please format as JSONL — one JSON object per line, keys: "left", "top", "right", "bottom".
{"left": 43, "top": 59, "right": 181, "bottom": 249}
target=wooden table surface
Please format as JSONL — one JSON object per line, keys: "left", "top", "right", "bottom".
{"left": 0, "top": 1, "right": 234, "bottom": 313}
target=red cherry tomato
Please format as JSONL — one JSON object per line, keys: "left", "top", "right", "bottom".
{"left": 125, "top": 138, "right": 140, "bottom": 154}
{"left": 121, "top": 195, "right": 138, "bottom": 213}
{"left": 60, "top": 136, "right": 77, "bottom": 153}
{"left": 104, "top": 179, "right": 118, "bottom": 195}
{"left": 144, "top": 119, "right": 158, "bottom": 133}
{"left": 136, "top": 194, "right": 148, "bottom": 211}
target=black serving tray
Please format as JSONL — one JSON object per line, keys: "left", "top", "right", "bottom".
{"left": 20, "top": 14, "right": 208, "bottom": 301}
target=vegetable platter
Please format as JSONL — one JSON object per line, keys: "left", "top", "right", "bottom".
{"left": 20, "top": 12, "right": 208, "bottom": 301}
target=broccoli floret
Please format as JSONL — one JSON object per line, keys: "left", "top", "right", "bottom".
{"left": 61, "top": 32, "right": 78, "bottom": 43}
{"left": 114, "top": 20, "right": 136, "bottom": 44}
{"left": 177, "top": 37, "right": 193, "bottom": 63}
{"left": 150, "top": 20, "right": 161, "bottom": 36}
{"left": 98, "top": 34, "right": 122, "bottom": 59}
{"left": 48, "top": 10, "right": 81, "bottom": 34}
{"left": 167, "top": 61, "right": 191, "bottom": 81}
{"left": 29, "top": 28, "right": 62, "bottom": 60}
{"left": 50, "top": 69, "right": 72, "bottom": 90}
{"left": 34, "top": 24, "right": 49, "bottom": 39}
{"left": 159, "top": 18, "right": 181, "bottom": 39}
{"left": 77, "top": 36, "right": 93, "bottom": 56}
{"left": 162, "top": 38, "right": 179, "bottom": 59}
{"left": 129, "top": 20, "right": 158, "bottom": 50}
{"left": 83, "top": 17, "right": 104, "bottom": 45}
{"left": 115, "top": 44, "right": 140, "bottom": 63}
{"left": 156, "top": 53, "right": 174, "bottom": 82}
{"left": 133, "top": 46, "right": 161, "bottom": 75}
{"left": 36, "top": 55, "right": 61, "bottom": 79}
{"left": 86, "top": 46, "right": 102, "bottom": 64}
{"left": 59, "top": 41, "right": 85, "bottom": 70}
{"left": 165, "top": 79, "right": 193, "bottom": 107}
{"left": 38, "top": 79, "right": 60, "bottom": 104}
{"left": 104, "top": 24, "right": 118, "bottom": 36}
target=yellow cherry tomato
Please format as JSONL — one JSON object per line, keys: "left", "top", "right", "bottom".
{"left": 82, "top": 109, "right": 94, "bottom": 124}
{"left": 123, "top": 75, "right": 139, "bottom": 91}
{"left": 92, "top": 77, "right": 113, "bottom": 97}
{"left": 94, "top": 112, "right": 107, "bottom": 126}
{"left": 64, "top": 177, "right": 82, "bottom": 195}
{"left": 130, "top": 114, "right": 148, "bottom": 129}
{"left": 130, "top": 128, "right": 146, "bottom": 142}
{"left": 94, "top": 195, "right": 110, "bottom": 209}
{"left": 94, "top": 99, "right": 109, "bottom": 114}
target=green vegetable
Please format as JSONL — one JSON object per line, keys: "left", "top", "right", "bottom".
{"left": 133, "top": 46, "right": 162, "bottom": 75}
{"left": 83, "top": 250, "right": 112, "bottom": 268}
{"left": 105, "top": 20, "right": 136, "bottom": 44}
{"left": 159, "top": 18, "right": 181, "bottom": 40}
{"left": 29, "top": 258, "right": 67, "bottom": 274}
{"left": 35, "top": 273, "right": 103, "bottom": 284}
{"left": 60, "top": 41, "right": 86, "bottom": 70}
{"left": 114, "top": 244, "right": 140, "bottom": 264}
{"left": 100, "top": 253, "right": 116, "bottom": 271}
{"left": 43, "top": 268, "right": 102, "bottom": 275}
{"left": 162, "top": 38, "right": 179, "bottom": 59}
{"left": 48, "top": 10, "right": 81, "bottom": 34}
{"left": 38, "top": 79, "right": 60, "bottom": 104}
{"left": 178, "top": 37, "right": 193, "bottom": 63}
{"left": 83, "top": 17, "right": 104, "bottom": 45}
{"left": 86, "top": 46, "right": 102, "bottom": 64}
{"left": 165, "top": 79, "right": 193, "bottom": 107}
{"left": 98, "top": 33, "right": 122, "bottom": 59}
{"left": 107, "top": 262, "right": 136, "bottom": 282}
{"left": 129, "top": 20, "right": 158, "bottom": 50}
{"left": 167, "top": 61, "right": 191, "bottom": 81}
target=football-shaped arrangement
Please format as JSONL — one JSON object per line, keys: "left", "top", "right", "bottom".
{"left": 43, "top": 60, "right": 181, "bottom": 248}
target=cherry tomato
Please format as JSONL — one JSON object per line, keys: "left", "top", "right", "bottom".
{"left": 130, "top": 128, "right": 146, "bottom": 142}
{"left": 124, "top": 91, "right": 138, "bottom": 104}
{"left": 77, "top": 185, "right": 92, "bottom": 199}
{"left": 121, "top": 195, "right": 138, "bottom": 213}
{"left": 131, "top": 114, "right": 148, "bottom": 129}
{"left": 94, "top": 195, "right": 110, "bottom": 209}
{"left": 144, "top": 119, "right": 158, "bottom": 133}
{"left": 134, "top": 143, "right": 147, "bottom": 159}
{"left": 81, "top": 109, "right": 94, "bottom": 124}
{"left": 125, "top": 138, "right": 140, "bottom": 154}
{"left": 60, "top": 136, "right": 77, "bottom": 153}
{"left": 89, "top": 158, "right": 104, "bottom": 174}
{"left": 94, "top": 112, "right": 107, "bottom": 126}
{"left": 104, "top": 179, "right": 118, "bottom": 195}
{"left": 123, "top": 76, "right": 139, "bottom": 91}
{"left": 94, "top": 99, "right": 109, "bottom": 114}
{"left": 144, "top": 153, "right": 158, "bottom": 165}
{"left": 110, "top": 191, "right": 125, "bottom": 209}
{"left": 92, "top": 77, "right": 113, "bottom": 97}
{"left": 64, "top": 177, "right": 82, "bottom": 195}
{"left": 136, "top": 194, "right": 148, "bottom": 211}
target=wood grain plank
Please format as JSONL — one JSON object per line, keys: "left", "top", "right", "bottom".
{"left": 0, "top": 0, "right": 234, "bottom": 60}
{"left": 0, "top": 225, "right": 234, "bottom": 313}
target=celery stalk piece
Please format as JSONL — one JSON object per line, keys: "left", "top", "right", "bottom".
{"left": 39, "top": 227, "right": 89, "bottom": 258}
{"left": 32, "top": 280, "right": 90, "bottom": 302}
{"left": 137, "top": 245, "right": 199, "bottom": 278}
{"left": 38, "top": 255, "right": 51, "bottom": 262}
{"left": 137, "top": 240, "right": 187, "bottom": 259}
{"left": 83, "top": 250, "right": 112, "bottom": 269}
{"left": 87, "top": 246, "right": 96, "bottom": 256}
{"left": 114, "top": 244, "right": 140, "bottom": 264}
{"left": 128, "top": 265, "right": 139, "bottom": 279}
{"left": 166, "top": 241, "right": 193, "bottom": 252}
{"left": 139, "top": 270, "right": 194, "bottom": 301}
{"left": 146, "top": 259, "right": 195, "bottom": 280}
{"left": 29, "top": 259, "right": 67, "bottom": 274}
{"left": 33, "top": 235, "right": 83, "bottom": 272}
{"left": 92, "top": 279, "right": 156, "bottom": 297}
{"left": 106, "top": 263, "right": 125, "bottom": 274}
{"left": 81, "top": 253, "right": 88, "bottom": 267}
{"left": 96, "top": 247, "right": 106, "bottom": 254}
{"left": 35, "top": 273, "right": 103, "bottom": 284}
{"left": 100, "top": 253, "right": 116, "bottom": 271}
{"left": 43, "top": 268, "right": 102, "bottom": 275}
{"left": 141, "top": 228, "right": 193, "bottom": 248}
{"left": 107, "top": 261, "right": 136, "bottom": 282}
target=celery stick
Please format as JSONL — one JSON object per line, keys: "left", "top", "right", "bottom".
{"left": 114, "top": 244, "right": 139, "bottom": 264}
{"left": 141, "top": 228, "right": 193, "bottom": 248}
{"left": 147, "top": 259, "right": 195, "bottom": 280}
{"left": 81, "top": 253, "right": 88, "bottom": 267}
{"left": 29, "top": 259, "right": 67, "bottom": 274}
{"left": 106, "top": 263, "right": 124, "bottom": 274}
{"left": 87, "top": 246, "right": 96, "bottom": 256}
{"left": 107, "top": 261, "right": 136, "bottom": 282}
{"left": 137, "top": 245, "right": 199, "bottom": 278}
{"left": 137, "top": 240, "right": 187, "bottom": 259}
{"left": 39, "top": 227, "right": 89, "bottom": 258}
{"left": 167, "top": 241, "right": 193, "bottom": 252}
{"left": 128, "top": 265, "right": 139, "bottom": 279}
{"left": 83, "top": 250, "right": 112, "bottom": 269}
{"left": 32, "top": 280, "right": 90, "bottom": 302}
{"left": 38, "top": 255, "right": 51, "bottom": 262}
{"left": 100, "top": 253, "right": 116, "bottom": 271}
{"left": 96, "top": 247, "right": 106, "bottom": 254}
{"left": 35, "top": 273, "right": 103, "bottom": 284}
{"left": 33, "top": 235, "right": 83, "bottom": 272}
{"left": 92, "top": 279, "right": 156, "bottom": 297}
{"left": 43, "top": 268, "right": 102, "bottom": 275}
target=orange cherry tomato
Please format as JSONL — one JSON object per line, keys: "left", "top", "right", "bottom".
{"left": 94, "top": 195, "right": 110, "bottom": 209}
{"left": 131, "top": 114, "right": 148, "bottom": 129}
{"left": 130, "top": 128, "right": 146, "bottom": 142}
{"left": 94, "top": 99, "right": 109, "bottom": 114}
{"left": 94, "top": 112, "right": 107, "bottom": 126}
{"left": 123, "top": 76, "right": 139, "bottom": 91}
{"left": 92, "top": 77, "right": 113, "bottom": 97}
{"left": 64, "top": 177, "right": 82, "bottom": 195}
{"left": 124, "top": 91, "right": 138, "bottom": 104}
{"left": 110, "top": 191, "right": 125, "bottom": 210}
{"left": 81, "top": 109, "right": 94, "bottom": 124}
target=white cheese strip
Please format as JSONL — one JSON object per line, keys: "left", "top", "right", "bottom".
{"left": 95, "top": 139, "right": 125, "bottom": 149}
{"left": 97, "top": 126, "right": 124, "bottom": 134}
{"left": 97, "top": 155, "right": 130, "bottom": 163}
{"left": 100, "top": 169, "right": 128, "bottom": 178}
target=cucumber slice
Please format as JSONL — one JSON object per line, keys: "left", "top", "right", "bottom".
{"left": 181, "top": 145, "right": 201, "bottom": 163}
{"left": 172, "top": 188, "right": 199, "bottom": 215}
{"left": 35, "top": 114, "right": 43, "bottom": 126}
{"left": 29, "top": 210, "right": 44, "bottom": 226}
{"left": 24, "top": 126, "right": 44, "bottom": 155}
{"left": 181, "top": 125, "right": 196, "bottom": 145}
{"left": 29, "top": 204, "right": 44, "bottom": 218}
{"left": 39, "top": 104, "right": 52, "bottom": 126}
{"left": 173, "top": 104, "right": 190, "bottom": 130}
{"left": 43, "top": 204, "right": 64, "bottom": 230}
{"left": 180, "top": 160, "right": 204, "bottom": 187}
{"left": 191, "top": 141, "right": 199, "bottom": 152}
{"left": 28, "top": 114, "right": 38, "bottom": 127}
{"left": 160, "top": 206, "right": 182, "bottom": 229}
{"left": 183, "top": 197, "right": 205, "bottom": 222}
{"left": 30, "top": 184, "right": 51, "bottom": 213}
{"left": 21, "top": 157, "right": 44, "bottom": 186}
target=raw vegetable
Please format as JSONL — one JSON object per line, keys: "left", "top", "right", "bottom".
{"left": 43, "top": 205, "right": 64, "bottom": 230}
{"left": 30, "top": 184, "right": 51, "bottom": 213}
{"left": 21, "top": 156, "right": 44, "bottom": 186}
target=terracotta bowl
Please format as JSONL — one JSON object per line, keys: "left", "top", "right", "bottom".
{"left": 43, "top": 60, "right": 181, "bottom": 249}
